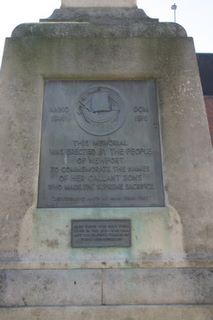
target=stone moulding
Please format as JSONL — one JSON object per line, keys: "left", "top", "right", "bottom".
{"left": 11, "top": 8, "right": 187, "bottom": 39}
{"left": 12, "top": 23, "right": 187, "bottom": 39}
{"left": 41, "top": 7, "right": 150, "bottom": 21}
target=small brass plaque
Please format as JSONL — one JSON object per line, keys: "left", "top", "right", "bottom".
{"left": 71, "top": 219, "right": 131, "bottom": 248}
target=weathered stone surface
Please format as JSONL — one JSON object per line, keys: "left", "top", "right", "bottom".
{"left": 61, "top": 0, "right": 137, "bottom": 7}
{"left": 0, "top": 36, "right": 212, "bottom": 263}
{"left": 103, "top": 268, "right": 213, "bottom": 305}
{"left": 29, "top": 207, "right": 184, "bottom": 268}
{"left": 0, "top": 269, "right": 212, "bottom": 307}
{"left": 13, "top": 8, "right": 186, "bottom": 38}
{"left": 0, "top": 306, "right": 213, "bottom": 320}
{"left": 40, "top": 7, "right": 150, "bottom": 22}
{"left": 12, "top": 21, "right": 187, "bottom": 38}
{"left": 0, "top": 270, "right": 102, "bottom": 306}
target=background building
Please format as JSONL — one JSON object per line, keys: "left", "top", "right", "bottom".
{"left": 197, "top": 53, "right": 213, "bottom": 146}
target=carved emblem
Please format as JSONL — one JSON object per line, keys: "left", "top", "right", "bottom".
{"left": 75, "top": 86, "right": 126, "bottom": 136}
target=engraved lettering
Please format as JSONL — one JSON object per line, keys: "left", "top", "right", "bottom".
{"left": 133, "top": 106, "right": 149, "bottom": 113}
{"left": 71, "top": 220, "right": 131, "bottom": 248}
{"left": 50, "top": 106, "right": 69, "bottom": 113}
{"left": 38, "top": 80, "right": 164, "bottom": 208}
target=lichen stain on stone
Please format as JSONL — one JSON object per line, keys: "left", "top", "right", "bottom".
{"left": 31, "top": 309, "right": 42, "bottom": 319}
{"left": 55, "top": 228, "right": 67, "bottom": 237}
{"left": 42, "top": 239, "right": 59, "bottom": 248}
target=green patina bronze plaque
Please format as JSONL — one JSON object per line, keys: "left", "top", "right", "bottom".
{"left": 38, "top": 80, "right": 164, "bottom": 208}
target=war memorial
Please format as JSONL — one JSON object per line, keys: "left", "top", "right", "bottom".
{"left": 0, "top": 0, "right": 212, "bottom": 319}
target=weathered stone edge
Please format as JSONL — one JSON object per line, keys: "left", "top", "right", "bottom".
{"left": 11, "top": 22, "right": 187, "bottom": 38}
{"left": 41, "top": 8, "right": 150, "bottom": 21}
{"left": 0, "top": 305, "right": 213, "bottom": 320}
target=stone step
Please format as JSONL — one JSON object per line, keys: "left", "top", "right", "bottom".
{"left": 0, "top": 305, "right": 213, "bottom": 320}
{"left": 0, "top": 268, "right": 212, "bottom": 307}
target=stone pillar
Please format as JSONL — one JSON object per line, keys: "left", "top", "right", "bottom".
{"left": 61, "top": 0, "right": 137, "bottom": 7}
{"left": 0, "top": 3, "right": 213, "bottom": 320}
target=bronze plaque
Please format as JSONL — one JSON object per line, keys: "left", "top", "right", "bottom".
{"left": 38, "top": 80, "right": 164, "bottom": 208}
{"left": 71, "top": 219, "right": 131, "bottom": 248}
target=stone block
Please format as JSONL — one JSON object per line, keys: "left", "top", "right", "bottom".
{"left": 0, "top": 270, "right": 102, "bottom": 306}
{"left": 1, "top": 36, "right": 212, "bottom": 264}
{"left": 103, "top": 268, "right": 213, "bottom": 305}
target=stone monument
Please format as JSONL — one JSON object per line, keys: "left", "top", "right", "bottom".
{"left": 0, "top": 0, "right": 212, "bottom": 319}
